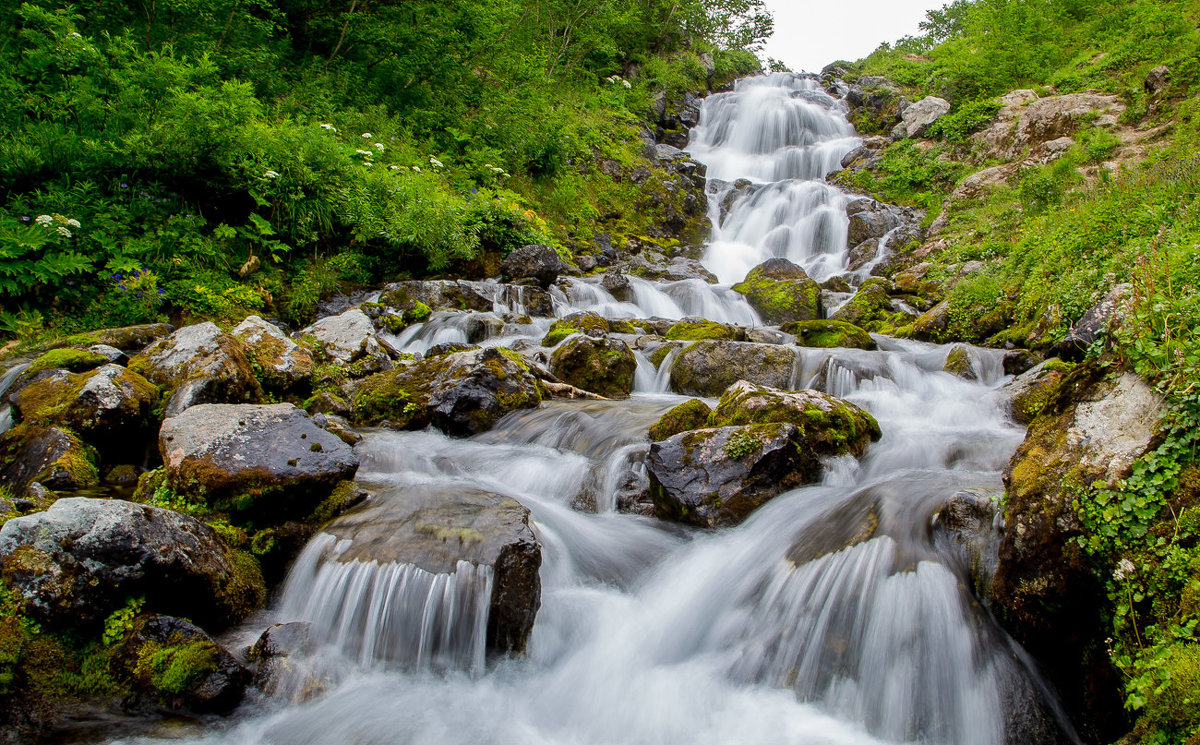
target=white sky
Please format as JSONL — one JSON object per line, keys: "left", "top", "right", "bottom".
{"left": 762, "top": 0, "right": 942, "bottom": 73}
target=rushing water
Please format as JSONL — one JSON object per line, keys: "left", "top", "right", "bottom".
{"left": 104, "top": 74, "right": 1079, "bottom": 745}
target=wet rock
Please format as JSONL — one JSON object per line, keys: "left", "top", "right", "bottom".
{"left": 746, "top": 328, "right": 788, "bottom": 345}
{"left": 943, "top": 344, "right": 978, "bottom": 380}
{"left": 648, "top": 423, "right": 814, "bottom": 528}
{"left": 907, "top": 300, "right": 951, "bottom": 342}
{"left": 549, "top": 336, "right": 637, "bottom": 399}
{"left": 600, "top": 271, "right": 633, "bottom": 302}
{"left": 0, "top": 497, "right": 263, "bottom": 629}
{"left": 299, "top": 309, "right": 392, "bottom": 372}
{"left": 892, "top": 96, "right": 950, "bottom": 140}
{"left": 846, "top": 197, "right": 903, "bottom": 247}
{"left": 248, "top": 622, "right": 317, "bottom": 697}
{"left": 648, "top": 399, "right": 713, "bottom": 441}
{"left": 40, "top": 323, "right": 174, "bottom": 355}
{"left": 831, "top": 281, "right": 904, "bottom": 331}
{"left": 994, "top": 364, "right": 1165, "bottom": 739}
{"left": 664, "top": 319, "right": 746, "bottom": 342}
{"left": 159, "top": 403, "right": 359, "bottom": 516}
{"left": 379, "top": 280, "right": 495, "bottom": 314}
{"left": 0, "top": 424, "right": 99, "bottom": 493}
{"left": 130, "top": 322, "right": 261, "bottom": 417}
{"left": 1000, "top": 360, "right": 1073, "bottom": 425}
{"left": 324, "top": 488, "right": 542, "bottom": 653}
{"left": 620, "top": 256, "right": 718, "bottom": 284}
{"left": 711, "top": 381, "right": 880, "bottom": 458}
{"left": 731, "top": 259, "right": 822, "bottom": 324}
{"left": 349, "top": 347, "right": 543, "bottom": 436}
{"left": 1003, "top": 349, "right": 1040, "bottom": 376}
{"left": 932, "top": 489, "right": 1002, "bottom": 602}
{"left": 124, "top": 615, "right": 250, "bottom": 713}
{"left": 1055, "top": 284, "right": 1132, "bottom": 361}
{"left": 501, "top": 244, "right": 568, "bottom": 289}
{"left": 669, "top": 341, "right": 796, "bottom": 397}
{"left": 781, "top": 320, "right": 876, "bottom": 350}
{"left": 88, "top": 344, "right": 129, "bottom": 365}
{"left": 233, "top": 316, "right": 315, "bottom": 392}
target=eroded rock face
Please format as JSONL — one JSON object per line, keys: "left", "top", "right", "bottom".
{"left": 669, "top": 341, "right": 796, "bottom": 397}
{"left": 233, "top": 316, "right": 315, "bottom": 391}
{"left": 0, "top": 498, "right": 263, "bottom": 629}
{"left": 731, "top": 259, "right": 821, "bottom": 324}
{"left": 501, "top": 244, "right": 568, "bottom": 289}
{"left": 893, "top": 96, "right": 950, "bottom": 139}
{"left": 350, "top": 347, "right": 543, "bottom": 436}
{"left": 159, "top": 403, "right": 359, "bottom": 515}
{"left": 648, "top": 423, "right": 813, "bottom": 528}
{"left": 1056, "top": 284, "right": 1132, "bottom": 361}
{"left": 995, "top": 364, "right": 1165, "bottom": 740}
{"left": 323, "top": 488, "right": 542, "bottom": 653}
{"left": 549, "top": 336, "right": 636, "bottom": 398}
{"left": 130, "top": 322, "right": 261, "bottom": 417}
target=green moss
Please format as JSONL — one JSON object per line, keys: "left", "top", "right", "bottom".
{"left": 27, "top": 348, "right": 108, "bottom": 374}
{"left": 780, "top": 320, "right": 876, "bottom": 349}
{"left": 350, "top": 368, "right": 427, "bottom": 427}
{"left": 308, "top": 480, "right": 363, "bottom": 525}
{"left": 541, "top": 327, "right": 580, "bottom": 347}
{"left": 723, "top": 429, "right": 763, "bottom": 459}
{"left": 404, "top": 301, "right": 432, "bottom": 324}
{"left": 831, "top": 283, "right": 904, "bottom": 332}
{"left": 214, "top": 549, "right": 266, "bottom": 622}
{"left": 665, "top": 319, "right": 743, "bottom": 341}
{"left": 549, "top": 337, "right": 635, "bottom": 398}
{"left": 648, "top": 399, "right": 712, "bottom": 441}
{"left": 731, "top": 273, "right": 822, "bottom": 325}
{"left": 135, "top": 638, "right": 219, "bottom": 696}
{"left": 649, "top": 344, "right": 677, "bottom": 368}
{"left": 711, "top": 384, "right": 881, "bottom": 457}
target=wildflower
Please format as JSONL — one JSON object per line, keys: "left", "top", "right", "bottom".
{"left": 69, "top": 32, "right": 82, "bottom": 39}
{"left": 263, "top": 170, "right": 280, "bottom": 179}
{"left": 356, "top": 149, "right": 373, "bottom": 157}
{"left": 374, "top": 143, "right": 385, "bottom": 152}
{"left": 621, "top": 79, "right": 631, "bottom": 89}
{"left": 20, "top": 216, "right": 29, "bottom": 222}
{"left": 412, "top": 166, "right": 422, "bottom": 172}
{"left": 120, "top": 183, "right": 128, "bottom": 189}
{"left": 35, "top": 214, "right": 53, "bottom": 226}
{"left": 389, "top": 165, "right": 403, "bottom": 171}
{"left": 320, "top": 123, "right": 337, "bottom": 131}
{"left": 1113, "top": 558, "right": 1136, "bottom": 581}
{"left": 361, "top": 132, "right": 373, "bottom": 139}
{"left": 363, "top": 162, "right": 374, "bottom": 167}
{"left": 429, "top": 157, "right": 444, "bottom": 168}
{"left": 66, "top": 218, "right": 81, "bottom": 228}
{"left": 57, "top": 226, "right": 72, "bottom": 238}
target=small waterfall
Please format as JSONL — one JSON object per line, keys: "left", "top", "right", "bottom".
{"left": 554, "top": 277, "right": 759, "bottom": 326}
{"left": 279, "top": 534, "right": 494, "bottom": 675}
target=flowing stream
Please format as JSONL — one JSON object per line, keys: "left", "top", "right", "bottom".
{"left": 107, "top": 74, "right": 1078, "bottom": 745}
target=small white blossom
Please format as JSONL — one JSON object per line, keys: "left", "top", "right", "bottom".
{"left": 69, "top": 32, "right": 82, "bottom": 39}
{"left": 621, "top": 79, "right": 631, "bottom": 89}
{"left": 1113, "top": 558, "right": 1136, "bottom": 581}
{"left": 56, "top": 226, "right": 72, "bottom": 238}
{"left": 361, "top": 132, "right": 373, "bottom": 139}
{"left": 66, "top": 218, "right": 81, "bottom": 228}
{"left": 35, "top": 214, "right": 53, "bottom": 226}
{"left": 411, "top": 166, "right": 422, "bottom": 172}
{"left": 429, "top": 157, "right": 444, "bottom": 168}
{"left": 374, "top": 143, "right": 385, "bottom": 152}
{"left": 363, "top": 162, "right": 373, "bottom": 167}
{"left": 355, "top": 149, "right": 373, "bottom": 157}
{"left": 389, "top": 165, "right": 403, "bottom": 171}
{"left": 262, "top": 170, "right": 280, "bottom": 179}
{"left": 320, "top": 123, "right": 337, "bottom": 132}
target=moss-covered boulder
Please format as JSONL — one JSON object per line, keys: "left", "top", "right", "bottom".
{"left": 712, "top": 380, "right": 880, "bottom": 457}
{"left": 664, "top": 319, "right": 746, "bottom": 341}
{"left": 943, "top": 343, "right": 978, "bottom": 380}
{"left": 378, "top": 279, "right": 494, "bottom": 315}
{"left": 669, "top": 341, "right": 796, "bottom": 397}
{"left": 830, "top": 280, "right": 908, "bottom": 332}
{"left": 0, "top": 497, "right": 264, "bottom": 629}
{"left": 299, "top": 309, "right": 392, "bottom": 374}
{"left": 122, "top": 615, "right": 250, "bottom": 713}
{"left": 0, "top": 424, "right": 99, "bottom": 493}
{"left": 26, "top": 348, "right": 108, "bottom": 374}
{"left": 780, "top": 320, "right": 876, "bottom": 350}
{"left": 10, "top": 365, "right": 159, "bottom": 452}
{"left": 647, "top": 423, "right": 814, "bottom": 528}
{"left": 731, "top": 258, "right": 822, "bottom": 324}
{"left": 45, "top": 323, "right": 174, "bottom": 355}
{"left": 1001, "top": 360, "right": 1072, "bottom": 425}
{"left": 350, "top": 347, "right": 543, "bottom": 436}
{"left": 129, "top": 322, "right": 261, "bottom": 417}
{"left": 232, "top": 315, "right": 315, "bottom": 392}
{"left": 648, "top": 399, "right": 713, "bottom": 441}
{"left": 905, "top": 300, "right": 950, "bottom": 342}
{"left": 159, "top": 403, "right": 360, "bottom": 519}
{"left": 994, "top": 364, "right": 1165, "bottom": 738}
{"left": 549, "top": 336, "right": 637, "bottom": 398}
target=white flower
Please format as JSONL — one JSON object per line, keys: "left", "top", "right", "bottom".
{"left": 363, "top": 162, "right": 373, "bottom": 167}
{"left": 35, "top": 214, "right": 53, "bottom": 226}
{"left": 263, "top": 170, "right": 280, "bottom": 179}
{"left": 411, "top": 166, "right": 422, "bottom": 172}
{"left": 1113, "top": 558, "right": 1136, "bottom": 581}
{"left": 429, "top": 157, "right": 444, "bottom": 168}
{"left": 361, "top": 132, "right": 373, "bottom": 139}
{"left": 56, "top": 226, "right": 72, "bottom": 238}
{"left": 621, "top": 79, "right": 631, "bottom": 89}
{"left": 355, "top": 149, "right": 373, "bottom": 157}
{"left": 374, "top": 143, "right": 385, "bottom": 152}
{"left": 66, "top": 219, "right": 81, "bottom": 228}
{"left": 389, "top": 165, "right": 403, "bottom": 171}
{"left": 320, "top": 123, "right": 337, "bottom": 132}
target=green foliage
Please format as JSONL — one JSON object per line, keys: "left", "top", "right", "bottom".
{"left": 101, "top": 597, "right": 144, "bottom": 647}
{"left": 722, "top": 429, "right": 762, "bottom": 459}
{"left": 840, "top": 140, "right": 967, "bottom": 210}
{"left": 925, "top": 99, "right": 1001, "bottom": 143}
{"left": 135, "top": 639, "right": 219, "bottom": 696}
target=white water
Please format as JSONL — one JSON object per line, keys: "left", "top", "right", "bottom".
{"left": 104, "top": 73, "right": 1079, "bottom": 745}
{"left": 0, "top": 361, "right": 30, "bottom": 437}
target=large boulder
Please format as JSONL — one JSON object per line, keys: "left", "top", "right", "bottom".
{"left": 831, "top": 280, "right": 907, "bottom": 331}
{"left": 500, "top": 244, "right": 568, "bottom": 289}
{"left": 299, "top": 309, "right": 392, "bottom": 373}
{"left": 159, "top": 403, "right": 359, "bottom": 516}
{"left": 41, "top": 323, "right": 174, "bottom": 355}
{"left": 1000, "top": 360, "right": 1071, "bottom": 425}
{"left": 1014, "top": 93, "right": 1125, "bottom": 151}
{"left": 378, "top": 280, "right": 494, "bottom": 314}
{"left": 122, "top": 615, "right": 250, "bottom": 713}
{"left": 892, "top": 96, "right": 951, "bottom": 140}
{"left": 648, "top": 423, "right": 812, "bottom": 528}
{"left": 549, "top": 336, "right": 636, "bottom": 398}
{"left": 731, "top": 259, "right": 821, "bottom": 324}
{"left": 9, "top": 364, "right": 158, "bottom": 455}
{"left": 994, "top": 364, "right": 1165, "bottom": 740}
{"left": 232, "top": 316, "right": 315, "bottom": 392}
{"left": 711, "top": 380, "right": 881, "bottom": 458}
{"left": 669, "top": 341, "right": 796, "bottom": 397}
{"left": 321, "top": 488, "right": 542, "bottom": 654}
{"left": 350, "top": 347, "right": 543, "bottom": 436}
{"left": 664, "top": 319, "right": 746, "bottom": 341}
{"left": 130, "top": 322, "right": 261, "bottom": 417}
{"left": 781, "top": 320, "right": 876, "bottom": 350}
{"left": 0, "top": 424, "right": 99, "bottom": 493}
{"left": 0, "top": 498, "right": 264, "bottom": 629}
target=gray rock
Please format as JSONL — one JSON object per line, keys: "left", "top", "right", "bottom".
{"left": 233, "top": 316, "right": 315, "bottom": 391}
{"left": 249, "top": 622, "right": 317, "bottom": 697}
{"left": 549, "top": 336, "right": 636, "bottom": 398}
{"left": 501, "top": 244, "right": 569, "bottom": 289}
{"left": 0, "top": 425, "right": 98, "bottom": 493}
{"left": 324, "top": 488, "right": 542, "bottom": 653}
{"left": 126, "top": 615, "right": 250, "bottom": 712}
{"left": 669, "top": 341, "right": 797, "bottom": 397}
{"left": 1056, "top": 284, "right": 1132, "bottom": 361}
{"left": 10, "top": 364, "right": 158, "bottom": 451}
{"left": 0, "top": 497, "right": 261, "bottom": 628}
{"left": 601, "top": 271, "right": 633, "bottom": 302}
{"left": 88, "top": 344, "right": 128, "bottom": 365}
{"left": 648, "top": 423, "right": 814, "bottom": 528}
{"left": 130, "top": 322, "right": 260, "bottom": 417}
{"left": 378, "top": 280, "right": 495, "bottom": 314}
{"left": 300, "top": 309, "right": 392, "bottom": 370}
{"left": 159, "top": 403, "right": 359, "bottom": 515}
{"left": 893, "top": 96, "right": 950, "bottom": 139}
{"left": 1145, "top": 65, "right": 1170, "bottom": 94}
{"left": 932, "top": 489, "right": 1002, "bottom": 602}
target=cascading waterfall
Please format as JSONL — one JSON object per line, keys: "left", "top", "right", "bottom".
{"left": 105, "top": 73, "right": 1080, "bottom": 745}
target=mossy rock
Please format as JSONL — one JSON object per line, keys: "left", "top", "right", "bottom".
{"left": 648, "top": 399, "right": 713, "bottom": 441}
{"left": 129, "top": 322, "right": 261, "bottom": 417}
{"left": 541, "top": 326, "right": 580, "bottom": 347}
{"left": 549, "top": 336, "right": 637, "bottom": 399}
{"left": 45, "top": 323, "right": 174, "bottom": 355}
{"left": 665, "top": 319, "right": 746, "bottom": 341}
{"left": 0, "top": 424, "right": 100, "bottom": 493}
{"left": 26, "top": 348, "right": 108, "bottom": 375}
{"left": 123, "top": 615, "right": 249, "bottom": 713}
{"left": 711, "top": 380, "right": 881, "bottom": 458}
{"left": 830, "top": 282, "right": 906, "bottom": 332}
{"left": 943, "top": 344, "right": 977, "bottom": 380}
{"left": 10, "top": 365, "right": 159, "bottom": 451}
{"left": 555, "top": 311, "right": 611, "bottom": 336}
{"left": 780, "top": 320, "right": 876, "bottom": 350}
{"left": 669, "top": 341, "right": 796, "bottom": 397}
{"left": 731, "top": 260, "right": 822, "bottom": 325}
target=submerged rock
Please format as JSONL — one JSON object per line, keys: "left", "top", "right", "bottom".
{"left": 549, "top": 336, "right": 636, "bottom": 399}
{"left": 0, "top": 497, "right": 263, "bottom": 629}
{"left": 731, "top": 259, "right": 822, "bottom": 324}
{"left": 669, "top": 341, "right": 796, "bottom": 397}
{"left": 130, "top": 322, "right": 261, "bottom": 417}
{"left": 159, "top": 403, "right": 360, "bottom": 516}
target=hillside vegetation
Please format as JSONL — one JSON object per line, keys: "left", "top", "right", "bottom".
{"left": 832, "top": 2, "right": 1200, "bottom": 742}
